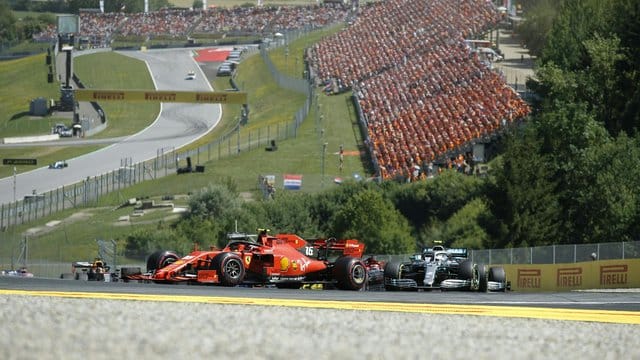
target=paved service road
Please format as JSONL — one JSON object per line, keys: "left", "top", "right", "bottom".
{"left": 0, "top": 49, "right": 220, "bottom": 205}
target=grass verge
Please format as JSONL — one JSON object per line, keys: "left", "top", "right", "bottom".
{"left": 73, "top": 51, "right": 159, "bottom": 138}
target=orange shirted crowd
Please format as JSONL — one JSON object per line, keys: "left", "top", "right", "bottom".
{"left": 307, "top": 0, "right": 531, "bottom": 180}
{"left": 33, "top": 0, "right": 530, "bottom": 182}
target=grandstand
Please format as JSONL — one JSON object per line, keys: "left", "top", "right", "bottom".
{"left": 308, "top": 0, "right": 530, "bottom": 180}
{"left": 33, "top": 0, "right": 530, "bottom": 182}
{"left": 31, "top": 5, "right": 352, "bottom": 48}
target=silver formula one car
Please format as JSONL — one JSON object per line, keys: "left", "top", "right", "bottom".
{"left": 384, "top": 246, "right": 508, "bottom": 292}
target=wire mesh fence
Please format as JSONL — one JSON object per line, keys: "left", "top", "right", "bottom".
{"left": 468, "top": 241, "right": 640, "bottom": 265}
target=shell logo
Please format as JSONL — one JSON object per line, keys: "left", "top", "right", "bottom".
{"left": 280, "top": 257, "right": 290, "bottom": 271}
{"left": 244, "top": 256, "right": 251, "bottom": 266}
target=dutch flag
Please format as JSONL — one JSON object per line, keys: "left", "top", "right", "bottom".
{"left": 283, "top": 174, "right": 302, "bottom": 190}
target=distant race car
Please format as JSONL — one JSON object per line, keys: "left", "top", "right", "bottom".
{"left": 69, "top": 258, "right": 114, "bottom": 281}
{"left": 1, "top": 267, "right": 34, "bottom": 278}
{"left": 122, "top": 230, "right": 384, "bottom": 290}
{"left": 49, "top": 160, "right": 68, "bottom": 169}
{"left": 384, "top": 245, "right": 508, "bottom": 292}
{"left": 186, "top": 71, "right": 196, "bottom": 80}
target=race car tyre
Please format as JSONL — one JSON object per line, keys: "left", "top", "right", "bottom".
{"left": 489, "top": 266, "right": 506, "bottom": 283}
{"left": 383, "top": 260, "right": 403, "bottom": 290}
{"left": 333, "top": 256, "right": 368, "bottom": 290}
{"left": 459, "top": 260, "right": 474, "bottom": 280}
{"left": 211, "top": 252, "right": 245, "bottom": 286}
{"left": 383, "top": 260, "right": 403, "bottom": 279}
{"left": 146, "top": 250, "right": 179, "bottom": 272}
{"left": 478, "top": 264, "right": 488, "bottom": 292}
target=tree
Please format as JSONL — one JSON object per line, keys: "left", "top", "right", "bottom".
{"left": 566, "top": 134, "right": 640, "bottom": 243}
{"left": 187, "top": 183, "right": 241, "bottom": 220}
{"left": 308, "top": 181, "right": 374, "bottom": 235}
{"left": 582, "top": 35, "right": 626, "bottom": 134}
{"left": 330, "top": 189, "right": 415, "bottom": 254}
{"left": 441, "top": 198, "right": 489, "bottom": 250}
{"left": 390, "top": 170, "right": 484, "bottom": 236}
{"left": 541, "top": 0, "right": 610, "bottom": 71}
{"left": 517, "top": 0, "right": 559, "bottom": 57}
{"left": 485, "top": 128, "right": 563, "bottom": 248}
{"left": 251, "top": 191, "right": 320, "bottom": 237}
{"left": 0, "top": 0, "right": 17, "bottom": 42}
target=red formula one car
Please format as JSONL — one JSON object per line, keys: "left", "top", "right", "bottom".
{"left": 122, "top": 230, "right": 384, "bottom": 290}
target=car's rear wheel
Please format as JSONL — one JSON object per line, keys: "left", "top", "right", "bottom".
{"left": 478, "top": 264, "right": 488, "bottom": 292}
{"left": 146, "top": 250, "right": 179, "bottom": 272}
{"left": 489, "top": 266, "right": 507, "bottom": 291}
{"left": 211, "top": 252, "right": 245, "bottom": 286}
{"left": 489, "top": 266, "right": 506, "bottom": 283}
{"left": 333, "top": 256, "right": 367, "bottom": 290}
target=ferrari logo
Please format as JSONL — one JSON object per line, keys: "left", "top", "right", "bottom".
{"left": 292, "top": 260, "right": 298, "bottom": 271}
{"left": 244, "top": 256, "right": 251, "bottom": 266}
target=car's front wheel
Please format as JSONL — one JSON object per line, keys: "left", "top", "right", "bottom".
{"left": 211, "top": 252, "right": 245, "bottom": 286}
{"left": 146, "top": 250, "right": 179, "bottom": 272}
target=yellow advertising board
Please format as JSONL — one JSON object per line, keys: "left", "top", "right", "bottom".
{"left": 502, "top": 259, "right": 640, "bottom": 292}
{"left": 75, "top": 89, "right": 247, "bottom": 104}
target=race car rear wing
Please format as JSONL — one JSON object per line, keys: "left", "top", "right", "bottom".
{"left": 447, "top": 248, "right": 468, "bottom": 258}
{"left": 422, "top": 247, "right": 468, "bottom": 258}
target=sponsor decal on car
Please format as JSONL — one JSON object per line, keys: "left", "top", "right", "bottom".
{"left": 280, "top": 257, "right": 290, "bottom": 271}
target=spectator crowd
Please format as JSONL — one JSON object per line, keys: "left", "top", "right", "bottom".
{"left": 33, "top": 0, "right": 530, "bottom": 182}
{"left": 34, "top": 5, "right": 351, "bottom": 47}
{"left": 194, "top": 4, "right": 350, "bottom": 35}
{"left": 307, "top": 0, "right": 530, "bottom": 180}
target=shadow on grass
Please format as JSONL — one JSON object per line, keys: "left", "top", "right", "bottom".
{"left": 10, "top": 111, "right": 30, "bottom": 121}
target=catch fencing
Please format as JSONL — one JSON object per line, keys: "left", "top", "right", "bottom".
{"left": 468, "top": 241, "right": 640, "bottom": 265}
{"left": 373, "top": 241, "right": 640, "bottom": 266}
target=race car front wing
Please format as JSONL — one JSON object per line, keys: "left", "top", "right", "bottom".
{"left": 385, "top": 278, "right": 507, "bottom": 291}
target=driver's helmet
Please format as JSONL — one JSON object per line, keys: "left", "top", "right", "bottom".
{"left": 435, "top": 252, "right": 448, "bottom": 262}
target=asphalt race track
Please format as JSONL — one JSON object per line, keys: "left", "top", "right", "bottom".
{"left": 1, "top": 276, "right": 639, "bottom": 360}
{"left": 0, "top": 49, "right": 220, "bottom": 205}
{"left": 2, "top": 276, "right": 640, "bottom": 316}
